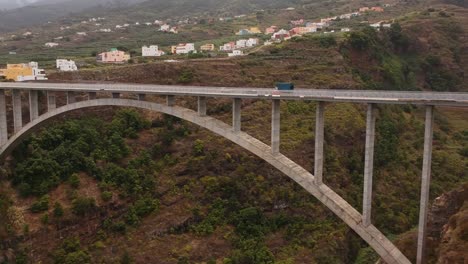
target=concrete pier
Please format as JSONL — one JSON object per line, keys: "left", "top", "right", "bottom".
{"left": 88, "top": 92, "right": 97, "bottom": 100}
{"left": 314, "top": 102, "right": 325, "bottom": 185}
{"left": 67, "top": 91, "right": 76, "bottom": 104}
{"left": 29, "top": 90, "right": 39, "bottom": 121}
{"left": 363, "top": 104, "right": 376, "bottom": 227}
{"left": 271, "top": 99, "right": 280, "bottom": 155}
{"left": 198, "top": 96, "right": 207, "bottom": 116}
{"left": 232, "top": 98, "right": 241, "bottom": 132}
{"left": 12, "top": 90, "right": 22, "bottom": 133}
{"left": 138, "top": 94, "right": 146, "bottom": 101}
{"left": 0, "top": 90, "right": 8, "bottom": 145}
{"left": 47, "top": 91, "right": 56, "bottom": 111}
{"left": 166, "top": 95, "right": 175, "bottom": 106}
{"left": 416, "top": 105, "right": 434, "bottom": 264}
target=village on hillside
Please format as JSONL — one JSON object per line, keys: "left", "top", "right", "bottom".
{"left": 0, "top": 4, "right": 395, "bottom": 82}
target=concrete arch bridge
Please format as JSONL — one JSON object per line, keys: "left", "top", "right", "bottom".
{"left": 1, "top": 83, "right": 467, "bottom": 264}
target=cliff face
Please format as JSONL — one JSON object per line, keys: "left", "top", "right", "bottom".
{"left": 434, "top": 184, "right": 468, "bottom": 263}
{"left": 396, "top": 183, "right": 468, "bottom": 263}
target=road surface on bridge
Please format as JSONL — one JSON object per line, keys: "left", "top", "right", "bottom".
{"left": 0, "top": 82, "right": 467, "bottom": 106}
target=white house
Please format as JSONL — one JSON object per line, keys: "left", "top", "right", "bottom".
{"left": 56, "top": 59, "right": 78, "bottom": 72}
{"left": 45, "top": 42, "right": 59, "bottom": 48}
{"left": 341, "top": 28, "right": 351, "bottom": 32}
{"left": 236, "top": 39, "right": 248, "bottom": 48}
{"left": 142, "top": 45, "right": 165, "bottom": 57}
{"left": 228, "top": 50, "right": 244, "bottom": 57}
{"left": 76, "top": 32, "right": 87, "bottom": 36}
{"left": 220, "top": 42, "right": 236, "bottom": 51}
{"left": 246, "top": 38, "right": 259, "bottom": 47}
{"left": 160, "top": 24, "right": 171, "bottom": 31}
{"left": 17, "top": 62, "right": 48, "bottom": 82}
{"left": 172, "top": 43, "right": 196, "bottom": 54}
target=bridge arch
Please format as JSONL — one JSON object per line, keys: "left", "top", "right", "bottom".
{"left": 0, "top": 98, "right": 410, "bottom": 264}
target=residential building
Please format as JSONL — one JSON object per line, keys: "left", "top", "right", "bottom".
{"left": 265, "top": 26, "right": 278, "bottom": 34}
{"left": 246, "top": 38, "right": 259, "bottom": 47}
{"left": 45, "top": 42, "right": 59, "bottom": 48}
{"left": 56, "top": 59, "right": 78, "bottom": 72}
{"left": 228, "top": 50, "right": 244, "bottom": 57}
{"left": 171, "top": 43, "right": 196, "bottom": 54}
{"left": 76, "top": 32, "right": 87, "bottom": 36}
{"left": 272, "top": 29, "right": 291, "bottom": 40}
{"left": 220, "top": 42, "right": 236, "bottom": 51}
{"left": 264, "top": 41, "right": 273, "bottom": 46}
{"left": 341, "top": 28, "right": 351, "bottom": 32}
{"left": 200, "top": 44, "right": 215, "bottom": 51}
{"left": 0, "top": 62, "right": 47, "bottom": 82}
{"left": 371, "top": 7, "right": 384, "bottom": 12}
{"left": 142, "top": 45, "right": 165, "bottom": 57}
{"left": 236, "top": 29, "right": 251, "bottom": 36}
{"left": 359, "top": 7, "right": 370, "bottom": 12}
{"left": 291, "top": 19, "right": 305, "bottom": 26}
{"left": 96, "top": 48, "right": 130, "bottom": 64}
{"left": 249, "top": 27, "right": 262, "bottom": 34}
{"left": 160, "top": 24, "right": 171, "bottom": 31}
{"left": 236, "top": 39, "right": 248, "bottom": 48}
{"left": 290, "top": 27, "right": 317, "bottom": 36}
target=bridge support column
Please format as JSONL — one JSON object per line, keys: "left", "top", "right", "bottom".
{"left": 416, "top": 105, "right": 434, "bottom": 264}
{"left": 47, "top": 91, "right": 56, "bottom": 111}
{"left": 112, "top": 93, "right": 120, "bottom": 99}
{"left": 88, "top": 92, "right": 97, "bottom": 100}
{"left": 12, "top": 90, "right": 22, "bottom": 133}
{"left": 29, "top": 90, "right": 39, "bottom": 121}
{"left": 363, "top": 103, "right": 376, "bottom": 227}
{"left": 166, "top": 95, "right": 175, "bottom": 106}
{"left": 138, "top": 94, "right": 146, "bottom": 101}
{"left": 198, "top": 96, "right": 207, "bottom": 116}
{"left": 67, "top": 91, "right": 76, "bottom": 104}
{"left": 232, "top": 98, "right": 241, "bottom": 132}
{"left": 0, "top": 90, "right": 8, "bottom": 145}
{"left": 314, "top": 102, "right": 325, "bottom": 185}
{"left": 271, "top": 99, "right": 280, "bottom": 155}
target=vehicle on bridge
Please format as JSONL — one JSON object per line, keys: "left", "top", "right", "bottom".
{"left": 275, "top": 82, "right": 294, "bottom": 91}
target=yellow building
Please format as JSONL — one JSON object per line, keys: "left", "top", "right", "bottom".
{"left": 0, "top": 62, "right": 47, "bottom": 82}
{"left": 200, "top": 43, "right": 215, "bottom": 51}
{"left": 249, "top": 27, "right": 262, "bottom": 34}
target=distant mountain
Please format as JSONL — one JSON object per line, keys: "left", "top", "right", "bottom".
{"left": 0, "top": 0, "right": 305, "bottom": 33}
{"left": 0, "top": 0, "right": 145, "bottom": 32}
{"left": 0, "top": 0, "right": 38, "bottom": 10}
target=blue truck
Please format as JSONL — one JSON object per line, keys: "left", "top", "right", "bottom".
{"left": 275, "top": 82, "right": 294, "bottom": 91}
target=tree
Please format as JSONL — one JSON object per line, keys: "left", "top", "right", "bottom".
{"left": 71, "top": 197, "right": 97, "bottom": 216}
{"left": 53, "top": 202, "right": 64, "bottom": 218}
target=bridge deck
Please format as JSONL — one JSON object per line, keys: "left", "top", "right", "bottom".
{"left": 0, "top": 82, "right": 467, "bottom": 106}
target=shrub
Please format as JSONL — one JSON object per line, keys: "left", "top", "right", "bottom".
{"left": 30, "top": 195, "right": 50, "bottom": 213}
{"left": 68, "top": 174, "right": 80, "bottom": 189}
{"left": 53, "top": 202, "right": 64, "bottom": 218}
{"left": 71, "top": 197, "right": 97, "bottom": 216}
{"left": 178, "top": 69, "right": 194, "bottom": 83}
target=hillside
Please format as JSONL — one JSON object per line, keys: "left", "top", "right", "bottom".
{"left": 0, "top": 10, "right": 467, "bottom": 263}
{"left": 0, "top": 0, "right": 313, "bottom": 33}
